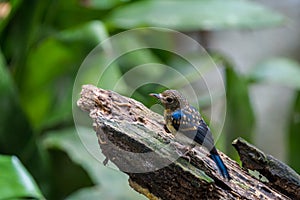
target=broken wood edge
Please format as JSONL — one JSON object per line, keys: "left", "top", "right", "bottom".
{"left": 232, "top": 137, "right": 300, "bottom": 199}
{"left": 77, "top": 84, "right": 292, "bottom": 200}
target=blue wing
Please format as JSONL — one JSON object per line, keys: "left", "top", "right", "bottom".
{"left": 171, "top": 108, "right": 215, "bottom": 150}
{"left": 171, "top": 108, "right": 230, "bottom": 179}
{"left": 196, "top": 120, "right": 231, "bottom": 179}
{"left": 194, "top": 119, "right": 215, "bottom": 151}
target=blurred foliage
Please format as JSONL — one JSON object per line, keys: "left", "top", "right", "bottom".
{"left": 248, "top": 58, "right": 300, "bottom": 173}
{"left": 0, "top": 0, "right": 299, "bottom": 199}
{"left": 289, "top": 93, "right": 300, "bottom": 172}
{"left": 223, "top": 59, "right": 255, "bottom": 159}
{"left": 43, "top": 127, "right": 144, "bottom": 200}
{"left": 249, "top": 57, "right": 300, "bottom": 89}
{"left": 107, "top": 0, "right": 284, "bottom": 31}
{"left": 0, "top": 155, "right": 44, "bottom": 199}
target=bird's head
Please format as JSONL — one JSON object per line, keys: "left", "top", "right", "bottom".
{"left": 150, "top": 90, "right": 188, "bottom": 111}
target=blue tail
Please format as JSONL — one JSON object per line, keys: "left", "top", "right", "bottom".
{"left": 210, "top": 152, "right": 230, "bottom": 180}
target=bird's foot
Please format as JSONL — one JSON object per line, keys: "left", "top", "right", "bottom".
{"left": 173, "top": 143, "right": 196, "bottom": 162}
{"left": 97, "top": 132, "right": 107, "bottom": 144}
{"left": 181, "top": 155, "right": 191, "bottom": 162}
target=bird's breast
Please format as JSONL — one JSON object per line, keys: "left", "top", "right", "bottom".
{"left": 164, "top": 109, "right": 177, "bottom": 133}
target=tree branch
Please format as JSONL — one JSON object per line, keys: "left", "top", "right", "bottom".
{"left": 77, "top": 84, "right": 295, "bottom": 200}
{"left": 232, "top": 138, "right": 300, "bottom": 199}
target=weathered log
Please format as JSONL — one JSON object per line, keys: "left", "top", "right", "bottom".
{"left": 77, "top": 84, "right": 294, "bottom": 200}
{"left": 232, "top": 138, "right": 300, "bottom": 199}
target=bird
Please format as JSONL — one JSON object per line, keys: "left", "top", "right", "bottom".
{"left": 150, "top": 89, "right": 230, "bottom": 180}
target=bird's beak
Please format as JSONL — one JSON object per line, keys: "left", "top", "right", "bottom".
{"left": 149, "top": 93, "right": 161, "bottom": 99}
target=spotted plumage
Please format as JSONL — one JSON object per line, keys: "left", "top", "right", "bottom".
{"left": 150, "top": 90, "right": 230, "bottom": 180}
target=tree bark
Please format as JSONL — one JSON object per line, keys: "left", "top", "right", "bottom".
{"left": 77, "top": 84, "right": 299, "bottom": 200}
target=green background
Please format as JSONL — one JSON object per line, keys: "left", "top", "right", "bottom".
{"left": 0, "top": 0, "right": 299, "bottom": 199}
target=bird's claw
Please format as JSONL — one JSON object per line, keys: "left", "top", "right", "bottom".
{"left": 181, "top": 153, "right": 192, "bottom": 162}
{"left": 97, "top": 132, "right": 107, "bottom": 144}
{"left": 173, "top": 142, "right": 196, "bottom": 162}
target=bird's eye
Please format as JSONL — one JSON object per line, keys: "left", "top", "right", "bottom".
{"left": 166, "top": 97, "right": 173, "bottom": 103}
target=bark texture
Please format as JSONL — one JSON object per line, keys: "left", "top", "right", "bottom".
{"left": 77, "top": 84, "right": 299, "bottom": 200}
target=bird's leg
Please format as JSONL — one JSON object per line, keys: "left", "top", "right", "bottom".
{"left": 184, "top": 144, "right": 196, "bottom": 156}
{"left": 173, "top": 143, "right": 196, "bottom": 162}
{"left": 102, "top": 157, "right": 109, "bottom": 166}
{"left": 97, "top": 131, "right": 107, "bottom": 144}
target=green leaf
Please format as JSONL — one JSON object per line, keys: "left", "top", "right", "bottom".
{"left": 46, "top": 0, "right": 109, "bottom": 30}
{"left": 66, "top": 185, "right": 146, "bottom": 200}
{"left": 107, "top": 0, "right": 285, "bottom": 31}
{"left": 65, "top": 186, "right": 103, "bottom": 200}
{"left": 224, "top": 63, "right": 255, "bottom": 157}
{"left": 0, "top": 0, "right": 22, "bottom": 33}
{"left": 43, "top": 127, "right": 146, "bottom": 200}
{"left": 0, "top": 49, "right": 50, "bottom": 197}
{"left": 43, "top": 127, "right": 105, "bottom": 184}
{"left": 0, "top": 155, "right": 44, "bottom": 199}
{"left": 288, "top": 92, "right": 300, "bottom": 174}
{"left": 249, "top": 58, "right": 300, "bottom": 89}
{"left": 20, "top": 21, "right": 109, "bottom": 130}
{"left": 108, "top": 32, "right": 162, "bottom": 94}
{"left": 3, "top": 1, "right": 53, "bottom": 85}
{"left": 79, "top": 30, "right": 165, "bottom": 103}
{"left": 82, "top": 0, "right": 129, "bottom": 10}
{"left": 0, "top": 49, "right": 32, "bottom": 159}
